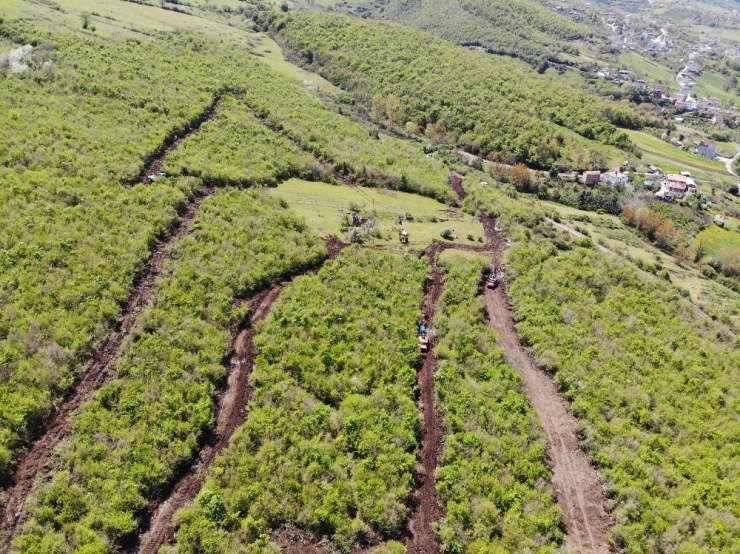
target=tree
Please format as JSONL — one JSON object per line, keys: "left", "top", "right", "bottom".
{"left": 385, "top": 94, "right": 402, "bottom": 128}
{"left": 80, "top": 12, "right": 90, "bottom": 29}
{"left": 371, "top": 93, "right": 386, "bottom": 121}
{"left": 511, "top": 163, "right": 533, "bottom": 192}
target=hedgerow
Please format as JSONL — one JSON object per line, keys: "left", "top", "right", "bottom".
{"left": 507, "top": 239, "right": 740, "bottom": 552}
{"left": 434, "top": 252, "right": 562, "bottom": 553}
{"left": 172, "top": 248, "right": 427, "bottom": 553}
{"left": 15, "top": 188, "right": 327, "bottom": 552}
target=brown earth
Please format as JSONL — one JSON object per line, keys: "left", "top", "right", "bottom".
{"left": 449, "top": 175, "right": 611, "bottom": 552}
{"left": 0, "top": 186, "right": 214, "bottom": 551}
{"left": 403, "top": 243, "right": 446, "bottom": 554}
{"left": 480, "top": 221, "right": 612, "bottom": 554}
{"left": 136, "top": 95, "right": 225, "bottom": 185}
{"left": 133, "top": 283, "right": 285, "bottom": 554}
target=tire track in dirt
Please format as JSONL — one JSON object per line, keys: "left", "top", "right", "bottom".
{"left": 480, "top": 225, "right": 612, "bottom": 554}
{"left": 0, "top": 94, "right": 229, "bottom": 551}
{"left": 450, "top": 174, "right": 611, "bottom": 552}
{"left": 404, "top": 244, "right": 446, "bottom": 554}
{"left": 132, "top": 237, "right": 347, "bottom": 554}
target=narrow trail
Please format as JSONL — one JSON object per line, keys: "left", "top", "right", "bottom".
{"left": 133, "top": 284, "right": 284, "bottom": 554}
{"left": 452, "top": 174, "right": 611, "bottom": 552}
{"left": 135, "top": 94, "right": 225, "bottom": 185}
{"left": 133, "top": 236, "right": 347, "bottom": 554}
{"left": 0, "top": 94, "right": 228, "bottom": 550}
{"left": 404, "top": 244, "right": 445, "bottom": 554}
{"left": 545, "top": 217, "right": 610, "bottom": 253}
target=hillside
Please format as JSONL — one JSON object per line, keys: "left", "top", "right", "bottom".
{"left": 368, "top": 0, "right": 587, "bottom": 67}
{"left": 3, "top": 2, "right": 740, "bottom": 554}
{"left": 265, "top": 10, "right": 645, "bottom": 169}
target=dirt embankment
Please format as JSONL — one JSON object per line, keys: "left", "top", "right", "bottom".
{"left": 133, "top": 237, "right": 346, "bottom": 554}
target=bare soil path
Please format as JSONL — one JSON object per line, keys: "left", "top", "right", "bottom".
{"left": 404, "top": 244, "right": 446, "bottom": 554}
{"left": 481, "top": 228, "right": 612, "bottom": 554}
{"left": 133, "top": 237, "right": 347, "bottom": 554}
{"left": 0, "top": 93, "right": 228, "bottom": 551}
{"left": 451, "top": 175, "right": 611, "bottom": 552}
{"left": 133, "top": 284, "right": 285, "bottom": 554}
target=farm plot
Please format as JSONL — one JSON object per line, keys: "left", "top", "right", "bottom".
{"left": 172, "top": 248, "right": 427, "bottom": 553}
{"left": 11, "top": 189, "right": 327, "bottom": 552}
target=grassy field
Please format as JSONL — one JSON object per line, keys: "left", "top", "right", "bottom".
{"left": 625, "top": 130, "right": 736, "bottom": 188}
{"left": 270, "top": 179, "right": 485, "bottom": 248}
{"left": 693, "top": 71, "right": 739, "bottom": 107}
{"left": 2, "top": 0, "right": 255, "bottom": 45}
{"left": 697, "top": 223, "right": 740, "bottom": 257}
{"left": 618, "top": 52, "right": 675, "bottom": 84}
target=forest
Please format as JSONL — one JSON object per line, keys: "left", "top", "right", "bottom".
{"left": 371, "top": 0, "right": 586, "bottom": 67}
{"left": 172, "top": 248, "right": 426, "bottom": 553}
{"left": 265, "top": 10, "right": 645, "bottom": 169}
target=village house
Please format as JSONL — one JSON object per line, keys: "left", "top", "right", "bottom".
{"left": 662, "top": 174, "right": 696, "bottom": 199}
{"left": 619, "top": 70, "right": 631, "bottom": 80}
{"left": 697, "top": 140, "right": 718, "bottom": 159}
{"left": 601, "top": 170, "right": 629, "bottom": 185}
{"left": 687, "top": 62, "right": 702, "bottom": 74}
{"left": 582, "top": 171, "right": 602, "bottom": 186}
{"left": 713, "top": 114, "right": 725, "bottom": 126}
{"left": 635, "top": 79, "right": 647, "bottom": 90}
{"left": 685, "top": 96, "right": 697, "bottom": 112}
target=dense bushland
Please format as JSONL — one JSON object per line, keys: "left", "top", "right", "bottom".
{"left": 373, "top": 0, "right": 586, "bottom": 67}
{"left": 166, "top": 84, "right": 452, "bottom": 202}
{"left": 15, "top": 189, "right": 327, "bottom": 552}
{"left": 434, "top": 252, "right": 562, "bottom": 553}
{"left": 266, "top": 11, "right": 643, "bottom": 168}
{"left": 163, "top": 99, "right": 316, "bottom": 187}
{"left": 507, "top": 239, "right": 740, "bottom": 552}
{"left": 172, "top": 248, "right": 426, "bottom": 553}
{"left": 0, "top": 20, "right": 266, "bottom": 480}
{"left": 0, "top": 17, "right": 449, "bottom": 479}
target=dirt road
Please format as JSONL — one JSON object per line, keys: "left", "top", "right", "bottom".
{"left": 0, "top": 186, "right": 213, "bottom": 550}
{"left": 450, "top": 175, "right": 611, "bottom": 552}
{"left": 1, "top": 93, "right": 229, "bottom": 550}
{"left": 133, "top": 284, "right": 285, "bottom": 554}
{"left": 134, "top": 237, "right": 346, "bottom": 554}
{"left": 481, "top": 225, "right": 611, "bottom": 553}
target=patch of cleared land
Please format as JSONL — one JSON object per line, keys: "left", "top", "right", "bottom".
{"left": 270, "top": 179, "right": 485, "bottom": 248}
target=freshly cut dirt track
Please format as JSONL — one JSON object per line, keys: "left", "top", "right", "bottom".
{"left": 404, "top": 243, "right": 446, "bottom": 554}
{"left": 136, "top": 95, "right": 225, "bottom": 185}
{"left": 134, "top": 237, "right": 347, "bottom": 554}
{"left": 480, "top": 223, "right": 611, "bottom": 553}
{"left": 0, "top": 186, "right": 214, "bottom": 551}
{"left": 133, "top": 284, "right": 284, "bottom": 554}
